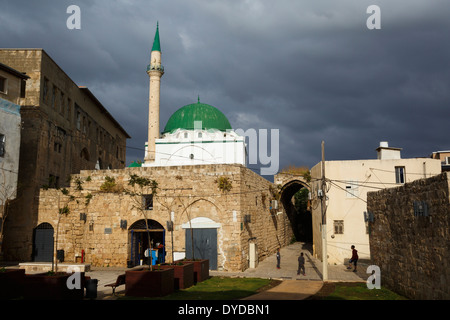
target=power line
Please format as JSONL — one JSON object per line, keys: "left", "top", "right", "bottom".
{"left": 369, "top": 167, "right": 438, "bottom": 177}
{"left": 328, "top": 179, "right": 390, "bottom": 190}
{"left": 328, "top": 180, "right": 367, "bottom": 203}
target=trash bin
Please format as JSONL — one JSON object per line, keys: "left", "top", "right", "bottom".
{"left": 85, "top": 279, "right": 98, "bottom": 299}
{"left": 127, "top": 260, "right": 133, "bottom": 268}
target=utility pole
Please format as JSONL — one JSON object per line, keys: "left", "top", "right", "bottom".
{"left": 320, "top": 141, "right": 328, "bottom": 281}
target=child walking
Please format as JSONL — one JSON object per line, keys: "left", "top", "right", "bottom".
{"left": 347, "top": 245, "right": 358, "bottom": 272}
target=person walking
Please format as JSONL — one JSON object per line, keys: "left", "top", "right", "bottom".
{"left": 276, "top": 248, "right": 281, "bottom": 269}
{"left": 297, "top": 252, "right": 306, "bottom": 276}
{"left": 347, "top": 245, "right": 358, "bottom": 272}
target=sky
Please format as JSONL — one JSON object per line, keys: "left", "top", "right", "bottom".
{"left": 1, "top": 0, "right": 450, "bottom": 179}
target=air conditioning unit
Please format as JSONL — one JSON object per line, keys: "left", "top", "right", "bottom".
{"left": 363, "top": 211, "right": 374, "bottom": 222}
{"left": 271, "top": 200, "right": 278, "bottom": 210}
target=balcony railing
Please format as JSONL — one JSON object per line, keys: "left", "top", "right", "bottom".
{"left": 147, "top": 64, "right": 164, "bottom": 72}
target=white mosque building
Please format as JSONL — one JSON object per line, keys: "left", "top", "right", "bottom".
{"left": 141, "top": 23, "right": 246, "bottom": 168}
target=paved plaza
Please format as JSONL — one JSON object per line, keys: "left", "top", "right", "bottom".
{"left": 1, "top": 242, "right": 369, "bottom": 300}
{"left": 84, "top": 242, "right": 368, "bottom": 300}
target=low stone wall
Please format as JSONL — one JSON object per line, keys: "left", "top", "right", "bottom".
{"left": 367, "top": 172, "right": 450, "bottom": 300}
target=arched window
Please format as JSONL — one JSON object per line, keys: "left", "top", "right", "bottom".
{"left": 80, "top": 148, "right": 90, "bottom": 161}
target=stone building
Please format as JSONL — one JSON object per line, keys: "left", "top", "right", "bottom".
{"left": 33, "top": 24, "right": 294, "bottom": 272}
{"left": 37, "top": 164, "right": 293, "bottom": 271}
{"left": 0, "top": 62, "right": 29, "bottom": 257}
{"left": 367, "top": 172, "right": 450, "bottom": 300}
{"left": 0, "top": 49, "right": 130, "bottom": 261}
{"left": 310, "top": 142, "right": 441, "bottom": 265}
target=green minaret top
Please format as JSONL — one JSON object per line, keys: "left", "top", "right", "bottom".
{"left": 151, "top": 22, "right": 161, "bottom": 52}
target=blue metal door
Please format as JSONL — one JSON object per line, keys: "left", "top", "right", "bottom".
{"left": 185, "top": 228, "right": 217, "bottom": 270}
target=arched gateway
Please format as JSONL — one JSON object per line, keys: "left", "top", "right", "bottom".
{"left": 275, "top": 173, "right": 312, "bottom": 242}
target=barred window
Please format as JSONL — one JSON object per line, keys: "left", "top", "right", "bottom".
{"left": 334, "top": 220, "right": 344, "bottom": 234}
{"left": 143, "top": 194, "right": 153, "bottom": 210}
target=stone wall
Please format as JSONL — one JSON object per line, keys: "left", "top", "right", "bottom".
{"left": 367, "top": 172, "right": 450, "bottom": 300}
{"left": 37, "top": 164, "right": 293, "bottom": 271}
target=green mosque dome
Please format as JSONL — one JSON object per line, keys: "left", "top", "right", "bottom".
{"left": 128, "top": 161, "right": 142, "bottom": 167}
{"left": 163, "top": 100, "right": 232, "bottom": 134}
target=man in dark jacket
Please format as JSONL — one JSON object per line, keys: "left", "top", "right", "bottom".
{"left": 297, "top": 252, "right": 306, "bottom": 276}
{"left": 347, "top": 245, "right": 358, "bottom": 272}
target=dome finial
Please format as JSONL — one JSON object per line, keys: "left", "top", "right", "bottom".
{"left": 151, "top": 22, "right": 161, "bottom": 52}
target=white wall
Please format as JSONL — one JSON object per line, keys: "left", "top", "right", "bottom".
{"left": 143, "top": 128, "right": 246, "bottom": 167}
{"left": 0, "top": 99, "right": 21, "bottom": 204}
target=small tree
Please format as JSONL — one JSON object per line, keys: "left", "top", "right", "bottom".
{"left": 125, "top": 174, "right": 158, "bottom": 270}
{"left": 53, "top": 178, "right": 90, "bottom": 273}
{"left": 155, "top": 196, "right": 177, "bottom": 264}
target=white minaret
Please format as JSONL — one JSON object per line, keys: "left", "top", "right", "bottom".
{"left": 144, "top": 22, "right": 164, "bottom": 164}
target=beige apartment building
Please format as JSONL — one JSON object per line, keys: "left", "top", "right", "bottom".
{"left": 310, "top": 142, "right": 442, "bottom": 265}
{"left": 0, "top": 49, "right": 130, "bottom": 261}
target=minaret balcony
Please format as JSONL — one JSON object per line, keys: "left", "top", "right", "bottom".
{"left": 147, "top": 64, "right": 164, "bottom": 73}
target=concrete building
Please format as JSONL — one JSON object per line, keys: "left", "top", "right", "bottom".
{"left": 0, "top": 49, "right": 130, "bottom": 261}
{"left": 430, "top": 150, "right": 450, "bottom": 172}
{"left": 0, "top": 62, "right": 29, "bottom": 257}
{"left": 310, "top": 142, "right": 442, "bottom": 265}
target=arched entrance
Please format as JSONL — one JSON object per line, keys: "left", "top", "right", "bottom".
{"left": 128, "top": 219, "right": 165, "bottom": 267}
{"left": 32, "top": 222, "right": 54, "bottom": 262}
{"left": 280, "top": 180, "right": 312, "bottom": 243}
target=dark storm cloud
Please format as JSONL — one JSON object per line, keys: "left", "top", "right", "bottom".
{"left": 1, "top": 0, "right": 449, "bottom": 175}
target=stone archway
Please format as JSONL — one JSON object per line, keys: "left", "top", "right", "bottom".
{"left": 275, "top": 174, "right": 312, "bottom": 243}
